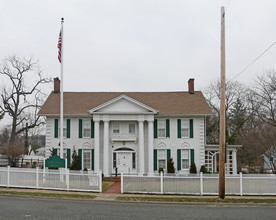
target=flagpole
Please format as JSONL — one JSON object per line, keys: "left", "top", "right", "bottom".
{"left": 60, "top": 17, "right": 64, "bottom": 159}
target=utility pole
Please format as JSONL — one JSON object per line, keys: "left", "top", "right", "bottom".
{"left": 219, "top": 6, "right": 226, "bottom": 199}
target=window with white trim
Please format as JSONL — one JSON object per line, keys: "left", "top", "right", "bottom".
{"left": 158, "top": 149, "right": 166, "bottom": 170}
{"left": 113, "top": 123, "right": 120, "bottom": 134}
{"left": 83, "top": 119, "right": 91, "bottom": 138}
{"left": 129, "top": 124, "right": 135, "bottom": 134}
{"left": 181, "top": 149, "right": 189, "bottom": 169}
{"left": 59, "top": 120, "right": 67, "bottom": 138}
{"left": 158, "top": 120, "right": 166, "bottom": 138}
{"left": 83, "top": 150, "right": 91, "bottom": 170}
{"left": 181, "top": 119, "right": 189, "bottom": 137}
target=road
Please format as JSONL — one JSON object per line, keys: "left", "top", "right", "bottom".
{"left": 0, "top": 196, "right": 275, "bottom": 220}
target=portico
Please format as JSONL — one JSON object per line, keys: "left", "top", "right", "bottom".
{"left": 89, "top": 94, "right": 158, "bottom": 176}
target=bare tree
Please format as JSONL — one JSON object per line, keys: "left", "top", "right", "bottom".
{"left": 249, "top": 71, "right": 276, "bottom": 127}
{"left": 203, "top": 80, "right": 250, "bottom": 144}
{"left": 0, "top": 55, "right": 50, "bottom": 144}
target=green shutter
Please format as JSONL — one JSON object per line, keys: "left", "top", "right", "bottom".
{"left": 78, "top": 149, "right": 82, "bottom": 170}
{"left": 190, "top": 119, "right": 194, "bottom": 138}
{"left": 91, "top": 149, "right": 94, "bottom": 170}
{"left": 67, "top": 149, "right": 71, "bottom": 168}
{"left": 53, "top": 148, "right": 58, "bottom": 156}
{"left": 167, "top": 149, "right": 171, "bottom": 162}
{"left": 54, "top": 119, "right": 58, "bottom": 138}
{"left": 79, "top": 119, "right": 82, "bottom": 138}
{"left": 166, "top": 119, "right": 170, "bottom": 138}
{"left": 154, "top": 149, "right": 157, "bottom": 171}
{"left": 67, "top": 119, "right": 70, "bottom": 138}
{"left": 154, "top": 119, "right": 157, "bottom": 139}
{"left": 177, "top": 119, "right": 181, "bottom": 138}
{"left": 190, "top": 149, "right": 194, "bottom": 165}
{"left": 177, "top": 149, "right": 181, "bottom": 170}
{"left": 91, "top": 120, "right": 94, "bottom": 138}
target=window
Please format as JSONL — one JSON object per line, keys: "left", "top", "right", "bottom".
{"left": 181, "top": 149, "right": 189, "bottom": 169}
{"left": 83, "top": 150, "right": 91, "bottom": 170}
{"left": 158, "top": 120, "right": 166, "bottom": 138}
{"left": 181, "top": 119, "right": 189, "bottom": 137}
{"left": 132, "top": 152, "right": 136, "bottom": 169}
{"left": 129, "top": 124, "right": 135, "bottom": 134}
{"left": 158, "top": 150, "right": 166, "bottom": 169}
{"left": 58, "top": 120, "right": 67, "bottom": 138}
{"left": 83, "top": 119, "right": 91, "bottom": 138}
{"left": 113, "top": 123, "right": 120, "bottom": 134}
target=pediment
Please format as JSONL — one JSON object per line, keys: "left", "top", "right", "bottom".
{"left": 88, "top": 94, "right": 158, "bottom": 114}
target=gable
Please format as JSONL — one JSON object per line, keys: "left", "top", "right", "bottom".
{"left": 88, "top": 94, "right": 158, "bottom": 114}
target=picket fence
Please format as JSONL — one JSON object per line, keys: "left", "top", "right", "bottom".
{"left": 0, "top": 166, "right": 102, "bottom": 192}
{"left": 121, "top": 172, "right": 276, "bottom": 196}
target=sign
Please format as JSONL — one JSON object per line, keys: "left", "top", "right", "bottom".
{"left": 45, "top": 155, "right": 65, "bottom": 168}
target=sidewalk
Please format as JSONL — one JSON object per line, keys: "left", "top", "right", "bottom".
{"left": 1, "top": 187, "right": 276, "bottom": 203}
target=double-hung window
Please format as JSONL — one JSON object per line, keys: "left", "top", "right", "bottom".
{"left": 181, "top": 119, "right": 189, "bottom": 138}
{"left": 158, "top": 120, "right": 166, "bottom": 138}
{"left": 158, "top": 150, "right": 166, "bottom": 169}
{"left": 83, "top": 150, "right": 91, "bottom": 170}
{"left": 129, "top": 124, "right": 135, "bottom": 134}
{"left": 83, "top": 119, "right": 91, "bottom": 138}
{"left": 181, "top": 149, "right": 189, "bottom": 169}
{"left": 59, "top": 120, "right": 67, "bottom": 138}
{"left": 113, "top": 123, "right": 120, "bottom": 134}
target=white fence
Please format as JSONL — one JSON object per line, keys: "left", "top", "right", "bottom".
{"left": 0, "top": 167, "right": 102, "bottom": 192}
{"left": 121, "top": 172, "right": 276, "bottom": 196}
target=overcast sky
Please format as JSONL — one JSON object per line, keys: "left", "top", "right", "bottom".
{"left": 1, "top": 0, "right": 276, "bottom": 94}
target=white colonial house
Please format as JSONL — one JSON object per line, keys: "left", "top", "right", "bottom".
{"left": 39, "top": 78, "right": 238, "bottom": 176}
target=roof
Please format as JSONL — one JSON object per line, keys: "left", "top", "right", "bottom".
{"left": 38, "top": 91, "right": 212, "bottom": 116}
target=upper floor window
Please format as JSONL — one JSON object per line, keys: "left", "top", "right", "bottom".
{"left": 158, "top": 120, "right": 166, "bottom": 138}
{"left": 181, "top": 119, "right": 189, "bottom": 138}
{"left": 59, "top": 120, "right": 67, "bottom": 138}
{"left": 83, "top": 119, "right": 91, "bottom": 138}
{"left": 129, "top": 124, "right": 135, "bottom": 134}
{"left": 113, "top": 123, "right": 120, "bottom": 134}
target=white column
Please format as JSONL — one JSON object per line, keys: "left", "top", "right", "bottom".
{"left": 94, "top": 120, "right": 100, "bottom": 172}
{"left": 138, "top": 120, "right": 144, "bottom": 176}
{"left": 233, "top": 150, "right": 237, "bottom": 175}
{"left": 148, "top": 120, "right": 154, "bottom": 175}
{"left": 103, "top": 120, "right": 110, "bottom": 176}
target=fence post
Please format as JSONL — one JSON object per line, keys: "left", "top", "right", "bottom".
{"left": 160, "top": 171, "right": 163, "bottom": 194}
{"left": 121, "top": 173, "right": 124, "bottom": 194}
{"left": 200, "top": 172, "right": 203, "bottom": 196}
{"left": 36, "top": 167, "right": 39, "bottom": 189}
{"left": 43, "top": 159, "right": 46, "bottom": 185}
{"left": 66, "top": 168, "right": 69, "bottom": 191}
{"left": 99, "top": 171, "right": 102, "bottom": 193}
{"left": 240, "top": 172, "right": 243, "bottom": 196}
{"left": 7, "top": 166, "right": 10, "bottom": 188}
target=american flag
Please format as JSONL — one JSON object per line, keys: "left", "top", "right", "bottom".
{"left": 57, "top": 30, "right": 62, "bottom": 63}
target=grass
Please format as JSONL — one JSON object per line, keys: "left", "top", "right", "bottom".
{"left": 0, "top": 190, "right": 96, "bottom": 199}
{"left": 117, "top": 196, "right": 276, "bottom": 204}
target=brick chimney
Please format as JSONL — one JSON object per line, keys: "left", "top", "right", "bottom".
{"left": 188, "top": 78, "right": 195, "bottom": 94}
{"left": 54, "top": 77, "right": 60, "bottom": 93}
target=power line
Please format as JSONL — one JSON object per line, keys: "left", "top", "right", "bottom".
{"left": 225, "top": 0, "right": 231, "bottom": 12}
{"left": 232, "top": 41, "right": 276, "bottom": 80}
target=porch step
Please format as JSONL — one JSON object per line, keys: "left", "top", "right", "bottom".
{"left": 102, "top": 176, "right": 121, "bottom": 182}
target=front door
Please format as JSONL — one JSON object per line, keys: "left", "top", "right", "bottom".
{"left": 117, "top": 152, "right": 131, "bottom": 174}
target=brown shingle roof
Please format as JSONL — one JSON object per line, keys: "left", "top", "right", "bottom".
{"left": 38, "top": 91, "right": 212, "bottom": 116}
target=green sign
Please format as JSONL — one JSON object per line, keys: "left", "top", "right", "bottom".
{"left": 45, "top": 155, "right": 65, "bottom": 168}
